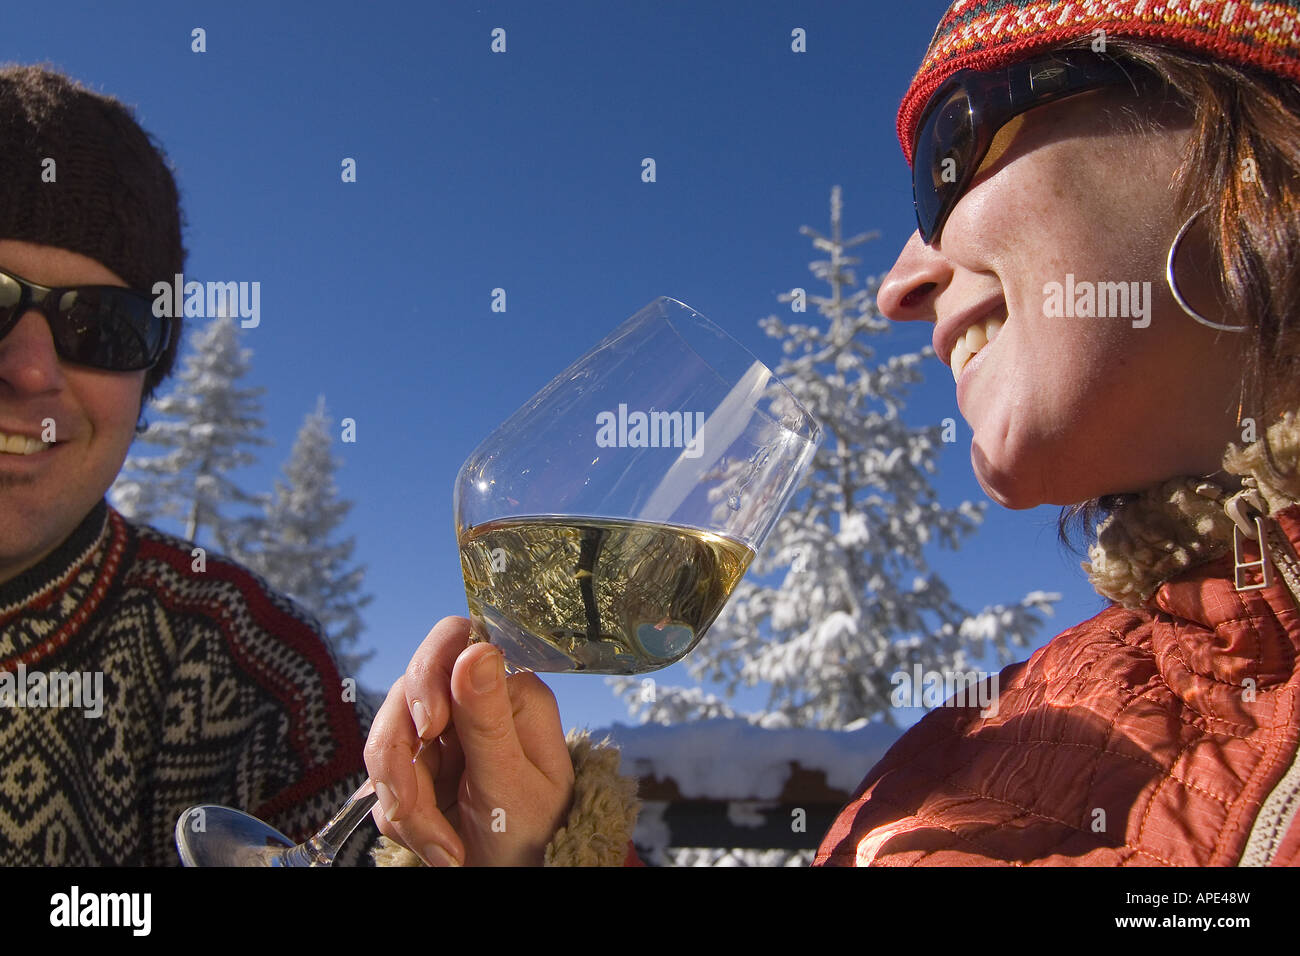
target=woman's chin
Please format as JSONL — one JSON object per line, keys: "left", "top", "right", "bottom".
{"left": 971, "top": 442, "right": 1045, "bottom": 511}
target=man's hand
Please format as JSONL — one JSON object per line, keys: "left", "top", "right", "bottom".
{"left": 364, "top": 616, "right": 575, "bottom": 866}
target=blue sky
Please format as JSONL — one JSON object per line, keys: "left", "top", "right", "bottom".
{"left": 3, "top": 0, "right": 1112, "bottom": 732}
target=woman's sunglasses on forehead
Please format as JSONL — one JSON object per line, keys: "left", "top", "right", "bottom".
{"left": 912, "top": 50, "right": 1151, "bottom": 245}
{"left": 0, "top": 265, "right": 170, "bottom": 372}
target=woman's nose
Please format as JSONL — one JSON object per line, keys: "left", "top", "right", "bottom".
{"left": 876, "top": 230, "right": 949, "bottom": 323}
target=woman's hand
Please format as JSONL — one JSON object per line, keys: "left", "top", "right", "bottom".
{"left": 364, "top": 616, "right": 575, "bottom": 866}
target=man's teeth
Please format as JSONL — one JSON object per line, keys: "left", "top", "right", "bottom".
{"left": 950, "top": 313, "right": 1005, "bottom": 381}
{"left": 0, "top": 429, "right": 51, "bottom": 455}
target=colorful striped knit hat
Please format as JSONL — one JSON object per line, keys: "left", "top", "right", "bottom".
{"left": 898, "top": 0, "right": 1300, "bottom": 165}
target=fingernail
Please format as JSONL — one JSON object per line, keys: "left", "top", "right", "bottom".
{"left": 411, "top": 699, "right": 432, "bottom": 739}
{"left": 374, "top": 781, "right": 400, "bottom": 823}
{"left": 471, "top": 648, "right": 502, "bottom": 694}
{"left": 422, "top": 842, "right": 463, "bottom": 867}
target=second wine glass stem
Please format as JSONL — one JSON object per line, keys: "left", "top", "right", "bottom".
{"left": 280, "top": 779, "right": 379, "bottom": 866}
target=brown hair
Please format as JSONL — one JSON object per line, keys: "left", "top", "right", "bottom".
{"left": 1058, "top": 37, "right": 1300, "bottom": 553}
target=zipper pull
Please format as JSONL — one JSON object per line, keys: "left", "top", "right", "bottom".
{"left": 1226, "top": 482, "right": 1274, "bottom": 591}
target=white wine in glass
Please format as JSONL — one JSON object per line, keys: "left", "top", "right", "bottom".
{"left": 460, "top": 515, "right": 755, "bottom": 674}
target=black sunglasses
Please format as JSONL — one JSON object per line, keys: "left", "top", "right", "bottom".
{"left": 0, "top": 265, "right": 171, "bottom": 372}
{"left": 912, "top": 50, "right": 1148, "bottom": 245}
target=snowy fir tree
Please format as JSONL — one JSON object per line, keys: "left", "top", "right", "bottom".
{"left": 111, "top": 314, "right": 269, "bottom": 553}
{"left": 237, "top": 396, "right": 374, "bottom": 678}
{"left": 611, "top": 187, "right": 1059, "bottom": 730}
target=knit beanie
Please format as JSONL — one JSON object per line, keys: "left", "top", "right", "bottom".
{"left": 898, "top": 1, "right": 1300, "bottom": 165}
{"left": 0, "top": 63, "right": 187, "bottom": 396}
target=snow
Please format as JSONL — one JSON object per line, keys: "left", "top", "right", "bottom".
{"left": 726, "top": 801, "right": 774, "bottom": 828}
{"left": 597, "top": 716, "right": 903, "bottom": 799}
{"left": 635, "top": 800, "right": 671, "bottom": 853}
{"left": 661, "top": 847, "right": 814, "bottom": 867}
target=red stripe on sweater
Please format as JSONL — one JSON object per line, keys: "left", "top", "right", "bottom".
{"left": 0, "top": 509, "right": 126, "bottom": 671}
{"left": 130, "top": 533, "right": 367, "bottom": 820}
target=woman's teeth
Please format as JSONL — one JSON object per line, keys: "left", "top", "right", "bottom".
{"left": 0, "top": 429, "right": 52, "bottom": 455}
{"left": 950, "top": 313, "right": 1005, "bottom": 381}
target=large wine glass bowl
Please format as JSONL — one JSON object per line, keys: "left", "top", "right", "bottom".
{"left": 455, "top": 296, "right": 819, "bottom": 675}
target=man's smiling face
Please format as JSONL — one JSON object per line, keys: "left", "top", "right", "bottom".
{"left": 0, "top": 239, "right": 147, "bottom": 583}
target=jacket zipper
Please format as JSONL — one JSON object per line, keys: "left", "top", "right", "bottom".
{"left": 1238, "top": 522, "right": 1300, "bottom": 866}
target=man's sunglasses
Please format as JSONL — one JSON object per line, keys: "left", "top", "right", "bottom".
{"left": 0, "top": 265, "right": 171, "bottom": 372}
{"left": 912, "top": 50, "right": 1149, "bottom": 245}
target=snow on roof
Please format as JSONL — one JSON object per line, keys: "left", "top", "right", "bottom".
{"left": 594, "top": 717, "right": 904, "bottom": 800}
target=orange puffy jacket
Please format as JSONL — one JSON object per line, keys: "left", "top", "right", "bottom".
{"left": 815, "top": 421, "right": 1300, "bottom": 867}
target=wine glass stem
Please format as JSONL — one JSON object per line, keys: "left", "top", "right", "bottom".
{"left": 281, "top": 779, "right": 378, "bottom": 866}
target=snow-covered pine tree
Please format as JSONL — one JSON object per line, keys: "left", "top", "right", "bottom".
{"left": 238, "top": 396, "right": 374, "bottom": 678}
{"left": 110, "top": 314, "right": 269, "bottom": 554}
{"left": 611, "top": 186, "right": 1059, "bottom": 730}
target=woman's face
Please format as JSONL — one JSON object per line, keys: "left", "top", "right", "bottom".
{"left": 878, "top": 86, "right": 1247, "bottom": 509}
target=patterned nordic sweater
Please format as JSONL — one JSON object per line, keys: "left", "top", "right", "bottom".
{"left": 0, "top": 499, "right": 381, "bottom": 865}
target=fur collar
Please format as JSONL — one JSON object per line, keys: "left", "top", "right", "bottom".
{"left": 1085, "top": 412, "right": 1300, "bottom": 608}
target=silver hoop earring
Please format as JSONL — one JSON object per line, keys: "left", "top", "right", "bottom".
{"left": 1166, "top": 204, "right": 1248, "bottom": 333}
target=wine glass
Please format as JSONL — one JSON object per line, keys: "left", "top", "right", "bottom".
{"left": 455, "top": 295, "right": 819, "bottom": 673}
{"left": 175, "top": 296, "right": 820, "bottom": 865}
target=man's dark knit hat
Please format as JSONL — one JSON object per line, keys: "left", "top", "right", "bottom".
{"left": 0, "top": 63, "right": 186, "bottom": 394}
{"left": 899, "top": 0, "right": 1300, "bottom": 166}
